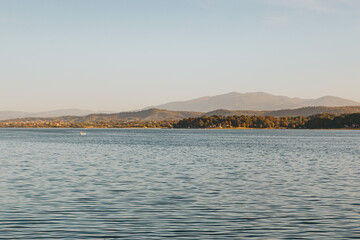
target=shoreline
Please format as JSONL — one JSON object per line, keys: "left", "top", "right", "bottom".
{"left": 0, "top": 127, "right": 359, "bottom": 130}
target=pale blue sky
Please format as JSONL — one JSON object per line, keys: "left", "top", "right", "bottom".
{"left": 1, "top": 0, "right": 359, "bottom": 111}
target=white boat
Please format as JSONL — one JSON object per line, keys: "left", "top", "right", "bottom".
{"left": 80, "top": 131, "right": 87, "bottom": 135}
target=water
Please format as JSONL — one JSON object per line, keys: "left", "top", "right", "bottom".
{"left": 0, "top": 129, "right": 359, "bottom": 239}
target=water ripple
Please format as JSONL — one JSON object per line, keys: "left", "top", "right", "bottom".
{"left": 0, "top": 129, "right": 359, "bottom": 239}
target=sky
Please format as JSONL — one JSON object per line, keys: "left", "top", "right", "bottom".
{"left": 1, "top": 0, "right": 359, "bottom": 112}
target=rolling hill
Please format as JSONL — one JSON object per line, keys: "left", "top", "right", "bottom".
{"left": 3, "top": 106, "right": 360, "bottom": 123}
{"left": 149, "top": 92, "right": 360, "bottom": 112}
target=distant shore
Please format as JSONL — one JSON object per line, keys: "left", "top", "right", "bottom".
{"left": 0, "top": 126, "right": 359, "bottom": 130}
{"left": 1, "top": 112, "right": 359, "bottom": 130}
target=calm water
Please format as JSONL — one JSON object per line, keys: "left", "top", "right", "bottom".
{"left": 0, "top": 129, "right": 359, "bottom": 239}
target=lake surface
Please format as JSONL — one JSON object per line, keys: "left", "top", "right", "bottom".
{"left": 0, "top": 129, "right": 359, "bottom": 239}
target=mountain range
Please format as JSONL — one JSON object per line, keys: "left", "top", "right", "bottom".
{"left": 4, "top": 106, "right": 360, "bottom": 123}
{"left": 0, "top": 109, "right": 94, "bottom": 121}
{"left": 149, "top": 92, "right": 360, "bottom": 112}
{"left": 1, "top": 92, "right": 359, "bottom": 121}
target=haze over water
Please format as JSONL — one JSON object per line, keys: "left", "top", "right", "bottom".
{"left": 1, "top": 129, "right": 359, "bottom": 239}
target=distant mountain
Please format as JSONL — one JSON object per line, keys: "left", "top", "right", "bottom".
{"left": 149, "top": 92, "right": 360, "bottom": 112}
{"left": 4, "top": 106, "right": 360, "bottom": 123}
{"left": 81, "top": 109, "right": 201, "bottom": 122}
{"left": 4, "top": 109, "right": 202, "bottom": 122}
{"left": 207, "top": 106, "right": 360, "bottom": 118}
{"left": 204, "top": 109, "right": 266, "bottom": 117}
{"left": 0, "top": 111, "right": 28, "bottom": 121}
{"left": 0, "top": 109, "right": 94, "bottom": 120}
{"left": 2, "top": 92, "right": 357, "bottom": 121}
{"left": 301, "top": 96, "right": 359, "bottom": 107}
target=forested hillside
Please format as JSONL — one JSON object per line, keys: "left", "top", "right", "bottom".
{"left": 174, "top": 113, "right": 360, "bottom": 129}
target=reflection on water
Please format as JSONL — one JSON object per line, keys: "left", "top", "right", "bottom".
{"left": 0, "top": 129, "right": 359, "bottom": 239}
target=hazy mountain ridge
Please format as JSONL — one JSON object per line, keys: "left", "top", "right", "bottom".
{"left": 3, "top": 106, "right": 360, "bottom": 123}
{"left": 2, "top": 92, "right": 359, "bottom": 122}
{"left": 208, "top": 106, "right": 360, "bottom": 118}
{"left": 81, "top": 109, "right": 202, "bottom": 122}
{"left": 2, "top": 92, "right": 358, "bottom": 121}
{"left": 0, "top": 109, "right": 94, "bottom": 120}
{"left": 150, "top": 92, "right": 359, "bottom": 112}
{"left": 267, "top": 106, "right": 360, "bottom": 117}
{"left": 3, "top": 109, "right": 202, "bottom": 122}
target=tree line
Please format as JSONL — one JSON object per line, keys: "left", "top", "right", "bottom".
{"left": 1, "top": 113, "right": 359, "bottom": 129}
{"left": 173, "top": 113, "right": 360, "bottom": 129}
{"left": 0, "top": 120, "right": 175, "bottom": 128}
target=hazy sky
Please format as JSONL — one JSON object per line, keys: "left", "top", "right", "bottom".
{"left": 1, "top": 0, "right": 359, "bottom": 112}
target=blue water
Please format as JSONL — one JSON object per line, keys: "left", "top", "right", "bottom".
{"left": 0, "top": 129, "right": 359, "bottom": 239}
